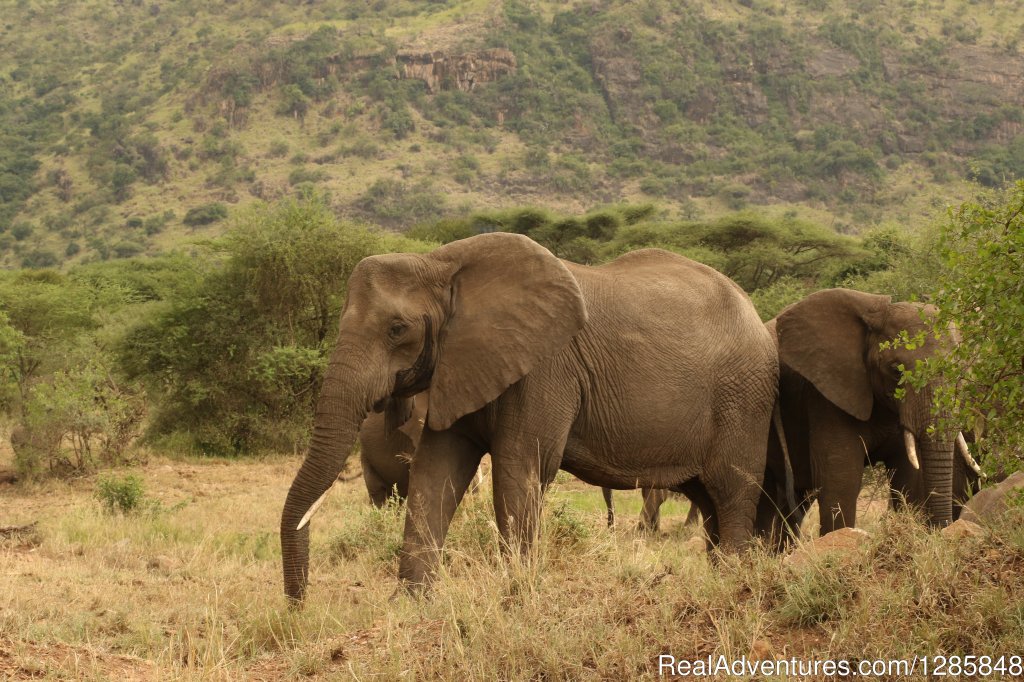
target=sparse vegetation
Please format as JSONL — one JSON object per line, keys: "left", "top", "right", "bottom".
{"left": 2, "top": 459, "right": 1023, "bottom": 678}
{"left": 1, "top": 0, "right": 1023, "bottom": 264}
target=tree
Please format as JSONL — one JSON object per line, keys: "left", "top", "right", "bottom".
{"left": 0, "top": 271, "right": 96, "bottom": 412}
{"left": 120, "top": 196, "right": 391, "bottom": 454}
{"left": 910, "top": 181, "right": 1024, "bottom": 472}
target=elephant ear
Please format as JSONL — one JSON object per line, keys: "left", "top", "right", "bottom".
{"left": 775, "top": 288, "right": 891, "bottom": 421}
{"left": 426, "top": 232, "right": 587, "bottom": 431}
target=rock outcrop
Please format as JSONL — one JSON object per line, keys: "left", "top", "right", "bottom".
{"left": 783, "top": 527, "right": 871, "bottom": 570}
{"left": 397, "top": 48, "right": 516, "bottom": 93}
{"left": 960, "top": 471, "right": 1024, "bottom": 526}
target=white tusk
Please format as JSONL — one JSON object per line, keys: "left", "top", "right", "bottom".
{"left": 903, "top": 429, "right": 920, "bottom": 470}
{"left": 956, "top": 432, "right": 985, "bottom": 477}
{"left": 296, "top": 481, "right": 336, "bottom": 531}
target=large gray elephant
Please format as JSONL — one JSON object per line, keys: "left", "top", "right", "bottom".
{"left": 279, "top": 232, "right": 778, "bottom": 602}
{"left": 763, "top": 288, "right": 959, "bottom": 536}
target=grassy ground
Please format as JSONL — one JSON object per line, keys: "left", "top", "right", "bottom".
{"left": 2, "top": 450, "right": 1023, "bottom": 680}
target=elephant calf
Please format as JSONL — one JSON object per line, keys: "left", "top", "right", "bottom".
{"left": 358, "top": 394, "right": 426, "bottom": 506}
{"left": 366, "top": 394, "right": 614, "bottom": 528}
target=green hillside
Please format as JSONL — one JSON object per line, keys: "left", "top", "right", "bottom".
{"left": 2, "top": 0, "right": 1023, "bottom": 267}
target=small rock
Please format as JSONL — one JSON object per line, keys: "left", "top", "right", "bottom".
{"left": 783, "top": 527, "right": 870, "bottom": 570}
{"left": 960, "top": 471, "right": 1024, "bottom": 526}
{"left": 940, "top": 519, "right": 986, "bottom": 541}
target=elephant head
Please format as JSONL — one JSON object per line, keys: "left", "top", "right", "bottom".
{"left": 280, "top": 233, "right": 586, "bottom": 602}
{"left": 775, "top": 288, "right": 958, "bottom": 528}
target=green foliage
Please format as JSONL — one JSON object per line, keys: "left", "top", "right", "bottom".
{"left": 20, "top": 353, "right": 146, "bottom": 478}
{"left": 356, "top": 179, "right": 448, "bottom": 227}
{"left": 546, "top": 500, "right": 590, "bottom": 547}
{"left": 183, "top": 202, "right": 228, "bottom": 227}
{"left": 120, "top": 196, "right": 386, "bottom": 454}
{"left": 95, "top": 474, "right": 146, "bottom": 514}
{"left": 750, "top": 277, "right": 811, "bottom": 321}
{"left": 908, "top": 182, "right": 1024, "bottom": 472}
{"left": 0, "top": 271, "right": 97, "bottom": 408}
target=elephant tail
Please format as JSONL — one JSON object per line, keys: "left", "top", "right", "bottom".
{"left": 772, "top": 401, "right": 797, "bottom": 517}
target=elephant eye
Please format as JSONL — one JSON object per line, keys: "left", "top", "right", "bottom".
{"left": 388, "top": 321, "right": 409, "bottom": 339}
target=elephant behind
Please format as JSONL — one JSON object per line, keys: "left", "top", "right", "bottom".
{"left": 759, "top": 288, "right": 959, "bottom": 537}
{"left": 357, "top": 394, "right": 427, "bottom": 507}
{"left": 280, "top": 232, "right": 778, "bottom": 602}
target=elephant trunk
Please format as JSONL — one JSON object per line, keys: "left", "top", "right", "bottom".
{"left": 280, "top": 354, "right": 382, "bottom": 603}
{"left": 919, "top": 436, "right": 954, "bottom": 528}
{"left": 900, "top": 386, "right": 953, "bottom": 528}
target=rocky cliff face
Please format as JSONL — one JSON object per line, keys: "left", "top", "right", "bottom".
{"left": 396, "top": 48, "right": 517, "bottom": 93}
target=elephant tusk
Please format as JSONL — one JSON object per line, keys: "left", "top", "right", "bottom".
{"left": 296, "top": 481, "right": 337, "bottom": 531}
{"left": 903, "top": 429, "right": 920, "bottom": 470}
{"left": 956, "top": 432, "right": 985, "bottom": 478}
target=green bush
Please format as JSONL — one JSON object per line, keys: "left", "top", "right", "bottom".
{"left": 95, "top": 474, "right": 146, "bottom": 514}
{"left": 287, "top": 167, "right": 328, "bottom": 186}
{"left": 183, "top": 202, "right": 228, "bottom": 226}
{"left": 120, "top": 196, "right": 392, "bottom": 454}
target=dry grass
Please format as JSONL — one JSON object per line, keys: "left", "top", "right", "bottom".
{"left": 2, "top": 453, "right": 1023, "bottom": 680}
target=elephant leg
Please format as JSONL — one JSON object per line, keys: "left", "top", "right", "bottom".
{"left": 602, "top": 487, "right": 614, "bottom": 527}
{"left": 639, "top": 487, "right": 669, "bottom": 532}
{"left": 677, "top": 481, "right": 717, "bottom": 552}
{"left": 490, "top": 446, "right": 559, "bottom": 559}
{"left": 811, "top": 427, "right": 864, "bottom": 535}
{"left": 398, "top": 428, "right": 484, "bottom": 587}
{"left": 362, "top": 462, "right": 392, "bottom": 508}
{"left": 701, "top": 431, "right": 769, "bottom": 552}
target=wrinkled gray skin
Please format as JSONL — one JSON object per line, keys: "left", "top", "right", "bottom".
{"left": 760, "top": 288, "right": 958, "bottom": 538}
{"left": 635, "top": 415, "right": 790, "bottom": 540}
{"left": 887, "top": 437, "right": 980, "bottom": 521}
{"left": 656, "top": 289, "right": 962, "bottom": 546}
{"left": 280, "top": 232, "right": 778, "bottom": 602}
{"left": 358, "top": 393, "right": 427, "bottom": 506}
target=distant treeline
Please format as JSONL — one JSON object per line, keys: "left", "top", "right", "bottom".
{"left": 1, "top": 195, "right": 941, "bottom": 471}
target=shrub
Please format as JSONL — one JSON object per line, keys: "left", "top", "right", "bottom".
{"left": 183, "top": 202, "right": 228, "bottom": 226}
{"left": 21, "top": 249, "right": 60, "bottom": 269}
{"left": 268, "top": 140, "right": 290, "bottom": 158}
{"left": 95, "top": 474, "right": 146, "bottom": 514}
{"left": 287, "top": 167, "right": 328, "bottom": 186}
{"left": 20, "top": 356, "right": 146, "bottom": 478}
{"left": 120, "top": 196, "right": 389, "bottom": 454}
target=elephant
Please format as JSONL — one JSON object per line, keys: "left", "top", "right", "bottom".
{"left": 362, "top": 391, "right": 600, "bottom": 519}
{"left": 599, "top": 487, "right": 677, "bottom": 531}
{"left": 757, "top": 288, "right": 960, "bottom": 537}
{"left": 637, "top": 403, "right": 795, "bottom": 541}
{"left": 357, "top": 393, "right": 427, "bottom": 506}
{"left": 279, "top": 232, "right": 778, "bottom": 602}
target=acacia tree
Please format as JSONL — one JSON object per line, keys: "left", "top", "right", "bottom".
{"left": 911, "top": 181, "right": 1024, "bottom": 472}
{"left": 120, "top": 196, "right": 418, "bottom": 455}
